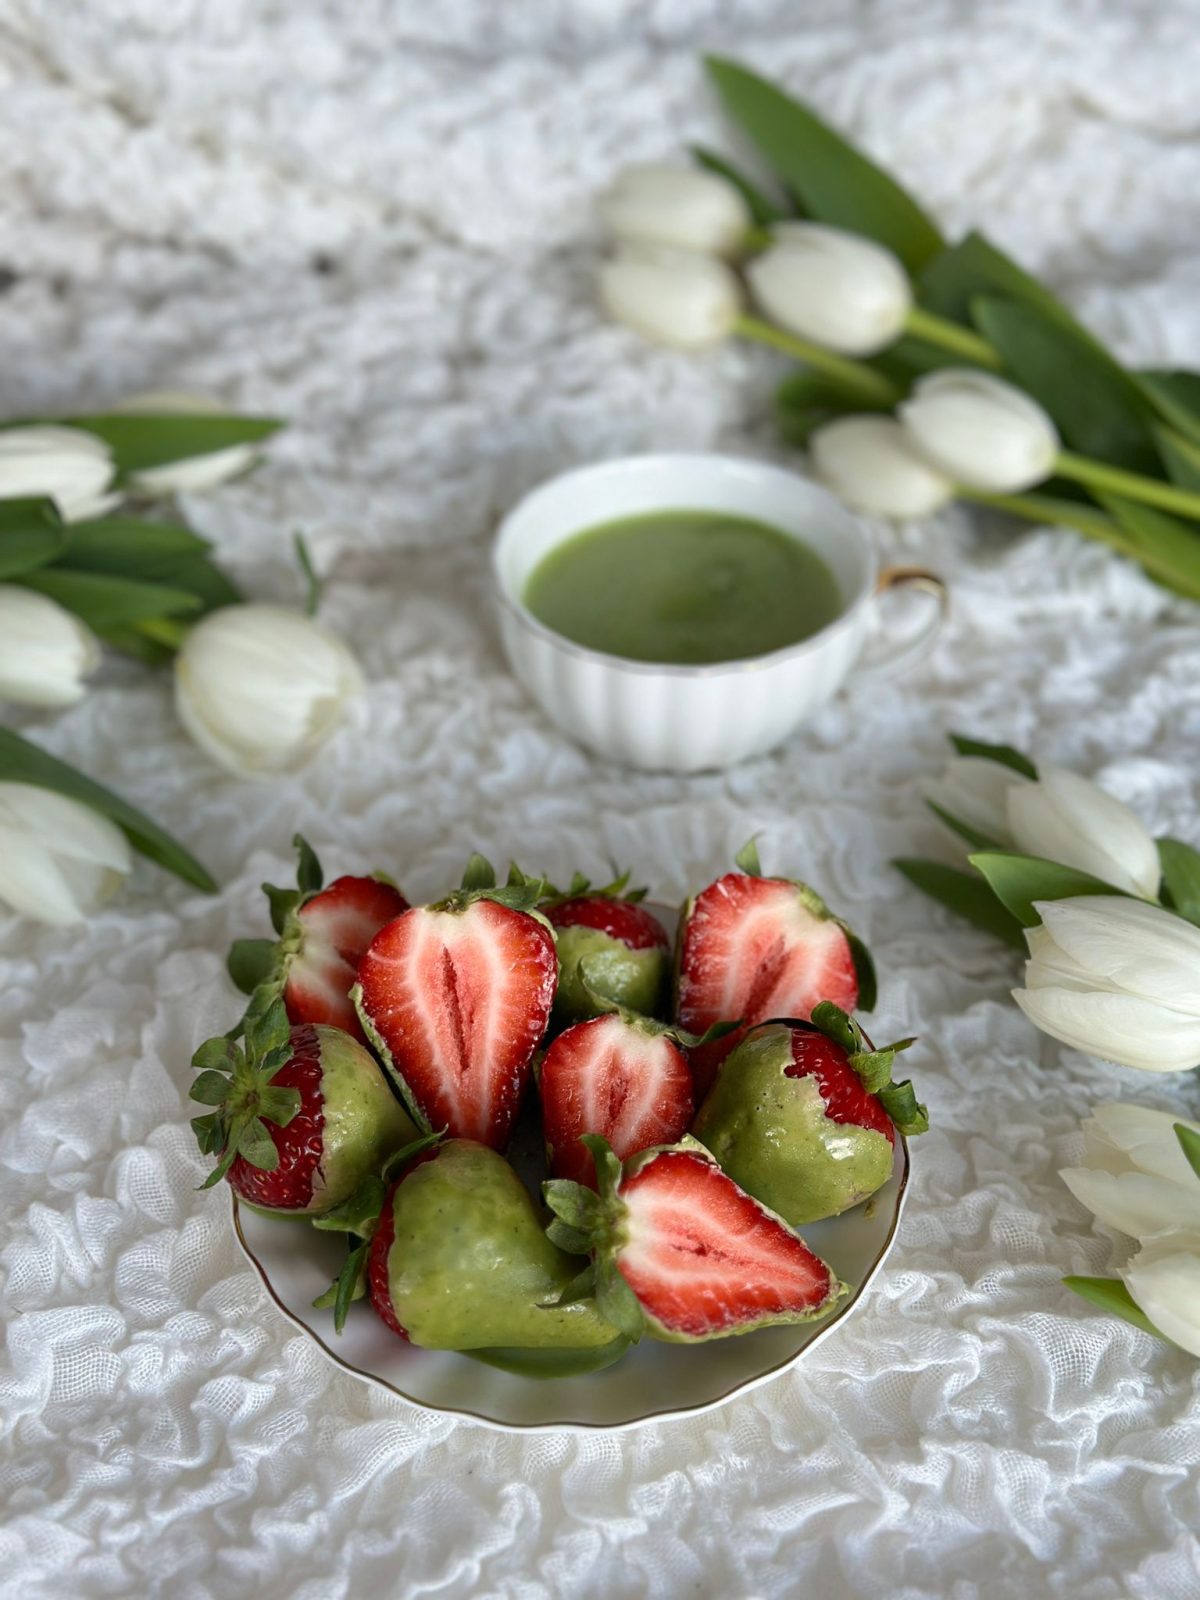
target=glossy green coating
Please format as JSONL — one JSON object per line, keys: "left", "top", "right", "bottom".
{"left": 553, "top": 925, "right": 668, "bottom": 1024}
{"left": 385, "top": 1140, "right": 619, "bottom": 1350}
{"left": 691, "top": 1024, "right": 894, "bottom": 1224}
{"left": 312, "top": 1026, "right": 418, "bottom": 1211}
{"left": 522, "top": 509, "right": 842, "bottom": 665}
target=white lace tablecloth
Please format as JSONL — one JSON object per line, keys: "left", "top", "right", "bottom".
{"left": 2, "top": 3, "right": 1199, "bottom": 1596}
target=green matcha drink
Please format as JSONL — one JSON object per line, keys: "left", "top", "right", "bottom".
{"left": 522, "top": 509, "right": 842, "bottom": 666}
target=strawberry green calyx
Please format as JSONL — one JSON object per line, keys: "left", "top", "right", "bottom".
{"left": 226, "top": 832, "right": 326, "bottom": 1024}
{"left": 732, "top": 838, "right": 877, "bottom": 1010}
{"left": 544, "top": 1134, "right": 645, "bottom": 1343}
{"left": 539, "top": 866, "right": 650, "bottom": 907}
{"left": 430, "top": 853, "right": 553, "bottom": 920}
{"left": 578, "top": 979, "right": 738, "bottom": 1051}
{"left": 189, "top": 998, "right": 300, "bottom": 1188}
{"left": 808, "top": 1001, "right": 928, "bottom": 1135}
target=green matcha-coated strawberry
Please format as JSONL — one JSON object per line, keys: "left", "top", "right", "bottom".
{"left": 691, "top": 1007, "right": 927, "bottom": 1225}
{"left": 372, "top": 1140, "right": 622, "bottom": 1352}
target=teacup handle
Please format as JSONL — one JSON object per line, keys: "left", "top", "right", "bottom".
{"left": 851, "top": 566, "right": 948, "bottom": 682}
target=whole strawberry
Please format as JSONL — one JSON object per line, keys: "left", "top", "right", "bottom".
{"left": 190, "top": 1000, "right": 417, "bottom": 1214}
{"left": 692, "top": 1002, "right": 927, "bottom": 1225}
{"left": 543, "top": 1135, "right": 843, "bottom": 1342}
{"left": 543, "top": 871, "right": 670, "bottom": 1024}
{"left": 676, "top": 840, "right": 874, "bottom": 1098}
{"left": 228, "top": 835, "right": 408, "bottom": 1046}
{"left": 353, "top": 856, "right": 557, "bottom": 1149}
{"left": 366, "top": 1139, "right": 623, "bottom": 1362}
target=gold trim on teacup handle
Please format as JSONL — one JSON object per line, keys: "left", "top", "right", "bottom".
{"left": 855, "top": 565, "right": 948, "bottom": 681}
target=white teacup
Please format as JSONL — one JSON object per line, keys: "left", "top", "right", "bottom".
{"left": 493, "top": 453, "right": 946, "bottom": 773}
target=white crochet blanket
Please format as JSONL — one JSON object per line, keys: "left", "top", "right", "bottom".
{"left": 2, "top": 3, "right": 1198, "bottom": 1596}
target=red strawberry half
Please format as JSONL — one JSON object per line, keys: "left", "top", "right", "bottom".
{"left": 544, "top": 1134, "right": 843, "bottom": 1342}
{"left": 285, "top": 874, "right": 410, "bottom": 1039}
{"left": 540, "top": 1011, "right": 694, "bottom": 1187}
{"left": 189, "top": 1005, "right": 417, "bottom": 1214}
{"left": 353, "top": 857, "right": 558, "bottom": 1149}
{"left": 544, "top": 873, "right": 670, "bottom": 1024}
{"left": 227, "top": 835, "right": 408, "bottom": 1047}
{"left": 676, "top": 841, "right": 873, "bottom": 1097}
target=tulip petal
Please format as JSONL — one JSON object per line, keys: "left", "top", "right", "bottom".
{"left": 0, "top": 781, "right": 131, "bottom": 924}
{"left": 1007, "top": 767, "right": 1160, "bottom": 900}
{"left": 598, "top": 245, "right": 741, "bottom": 351}
{"left": 1033, "top": 897, "right": 1200, "bottom": 1016}
{"left": 809, "top": 417, "right": 953, "bottom": 519}
{"left": 1014, "top": 983, "right": 1200, "bottom": 1071}
{"left": 1087, "top": 1102, "right": 1200, "bottom": 1187}
{"left": 747, "top": 224, "right": 911, "bottom": 357}
{"left": 1124, "top": 1247, "right": 1200, "bottom": 1357}
{"left": 1060, "top": 1165, "right": 1200, "bottom": 1241}
{"left": 599, "top": 163, "right": 751, "bottom": 258}
{"left": 924, "top": 756, "right": 1030, "bottom": 846}
{"left": 132, "top": 444, "right": 260, "bottom": 495}
{"left": 899, "top": 370, "right": 1059, "bottom": 494}
{"left": 0, "top": 584, "right": 100, "bottom": 708}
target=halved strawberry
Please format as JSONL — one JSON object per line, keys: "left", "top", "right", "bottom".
{"left": 227, "top": 835, "right": 408, "bottom": 1047}
{"left": 544, "top": 1135, "right": 843, "bottom": 1342}
{"left": 543, "top": 871, "right": 670, "bottom": 1024}
{"left": 353, "top": 856, "right": 558, "bottom": 1149}
{"left": 285, "top": 874, "right": 410, "bottom": 1038}
{"left": 540, "top": 1011, "right": 694, "bottom": 1186}
{"left": 676, "top": 840, "right": 874, "bottom": 1097}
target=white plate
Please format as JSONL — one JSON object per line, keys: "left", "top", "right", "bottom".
{"left": 229, "top": 903, "right": 911, "bottom": 1432}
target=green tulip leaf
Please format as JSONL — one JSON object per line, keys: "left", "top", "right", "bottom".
{"left": 1063, "top": 1276, "right": 1164, "bottom": 1341}
{"left": 892, "top": 858, "right": 1027, "bottom": 949}
{"left": 1136, "top": 369, "right": 1200, "bottom": 448}
{"left": 948, "top": 733, "right": 1038, "bottom": 780}
{"left": 1157, "top": 838, "right": 1200, "bottom": 928}
{"left": 967, "top": 851, "right": 1123, "bottom": 927}
{"left": 924, "top": 801, "right": 1003, "bottom": 853}
{"left": 971, "top": 295, "right": 1159, "bottom": 473}
{"left": 704, "top": 56, "right": 944, "bottom": 271}
{"left": 1152, "top": 424, "right": 1200, "bottom": 493}
{"left": 919, "top": 230, "right": 1090, "bottom": 339}
{"left": 58, "top": 413, "right": 282, "bottom": 476}
{"left": 1095, "top": 495, "right": 1200, "bottom": 602}
{"left": 16, "top": 568, "right": 203, "bottom": 630}
{"left": 1175, "top": 1123, "right": 1200, "bottom": 1183}
{"left": 0, "top": 726, "right": 217, "bottom": 891}
{"left": 0, "top": 497, "right": 68, "bottom": 577}
{"left": 690, "top": 144, "right": 787, "bottom": 227}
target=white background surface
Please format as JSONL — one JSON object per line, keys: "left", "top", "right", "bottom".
{"left": 1, "top": 2, "right": 1199, "bottom": 1596}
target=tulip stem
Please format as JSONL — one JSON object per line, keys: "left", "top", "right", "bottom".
{"left": 734, "top": 315, "right": 901, "bottom": 406}
{"left": 903, "top": 307, "right": 1003, "bottom": 370}
{"left": 1054, "top": 451, "right": 1200, "bottom": 522}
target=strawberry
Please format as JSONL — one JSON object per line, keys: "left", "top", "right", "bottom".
{"left": 543, "top": 1135, "right": 843, "bottom": 1342}
{"left": 540, "top": 1011, "right": 695, "bottom": 1187}
{"left": 543, "top": 871, "right": 670, "bottom": 1024}
{"left": 189, "top": 1000, "right": 417, "bottom": 1214}
{"left": 692, "top": 1002, "right": 928, "bottom": 1225}
{"left": 364, "top": 1139, "right": 624, "bottom": 1362}
{"left": 676, "top": 840, "right": 874, "bottom": 1098}
{"left": 353, "top": 856, "right": 557, "bottom": 1150}
{"left": 227, "top": 834, "right": 408, "bottom": 1046}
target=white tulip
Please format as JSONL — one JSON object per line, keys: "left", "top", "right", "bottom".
{"left": 809, "top": 416, "right": 954, "bottom": 518}
{"left": 923, "top": 754, "right": 1032, "bottom": 845}
{"left": 0, "top": 426, "right": 118, "bottom": 522}
{"left": 599, "top": 163, "right": 752, "bottom": 258}
{"left": 1014, "top": 896, "right": 1200, "bottom": 1072}
{"left": 0, "top": 782, "right": 131, "bottom": 925}
{"left": 598, "top": 245, "right": 742, "bottom": 350}
{"left": 0, "top": 585, "right": 101, "bottom": 708}
{"left": 1006, "top": 765, "right": 1161, "bottom": 899}
{"left": 117, "top": 391, "right": 261, "bottom": 495}
{"left": 899, "top": 370, "right": 1060, "bottom": 493}
{"left": 174, "top": 603, "right": 364, "bottom": 778}
{"left": 745, "top": 223, "right": 911, "bottom": 356}
{"left": 1125, "top": 1241, "right": 1200, "bottom": 1357}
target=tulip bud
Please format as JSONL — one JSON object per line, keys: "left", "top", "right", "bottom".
{"left": 598, "top": 245, "right": 742, "bottom": 351}
{"left": 1006, "top": 765, "right": 1160, "bottom": 899}
{"left": 1014, "top": 896, "right": 1200, "bottom": 1072}
{"left": 174, "top": 603, "right": 364, "bottom": 778}
{"left": 745, "top": 223, "right": 912, "bottom": 356}
{"left": 899, "top": 370, "right": 1059, "bottom": 493}
{"left": 0, "top": 426, "right": 118, "bottom": 522}
{"left": 0, "top": 585, "right": 101, "bottom": 708}
{"left": 1124, "top": 1242, "right": 1200, "bottom": 1357}
{"left": 809, "top": 416, "right": 954, "bottom": 518}
{"left": 923, "top": 754, "right": 1031, "bottom": 846}
{"left": 1060, "top": 1103, "right": 1200, "bottom": 1241}
{"left": 0, "top": 782, "right": 132, "bottom": 925}
{"left": 599, "top": 163, "right": 752, "bottom": 258}
{"left": 117, "top": 391, "right": 263, "bottom": 495}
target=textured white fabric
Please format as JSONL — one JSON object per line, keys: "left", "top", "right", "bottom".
{"left": 2, "top": 2, "right": 1200, "bottom": 1596}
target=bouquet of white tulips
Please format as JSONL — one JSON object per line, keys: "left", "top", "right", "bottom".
{"left": 0, "top": 399, "right": 364, "bottom": 925}
{"left": 597, "top": 57, "right": 1200, "bottom": 600}
{"left": 899, "top": 733, "right": 1200, "bottom": 1073}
